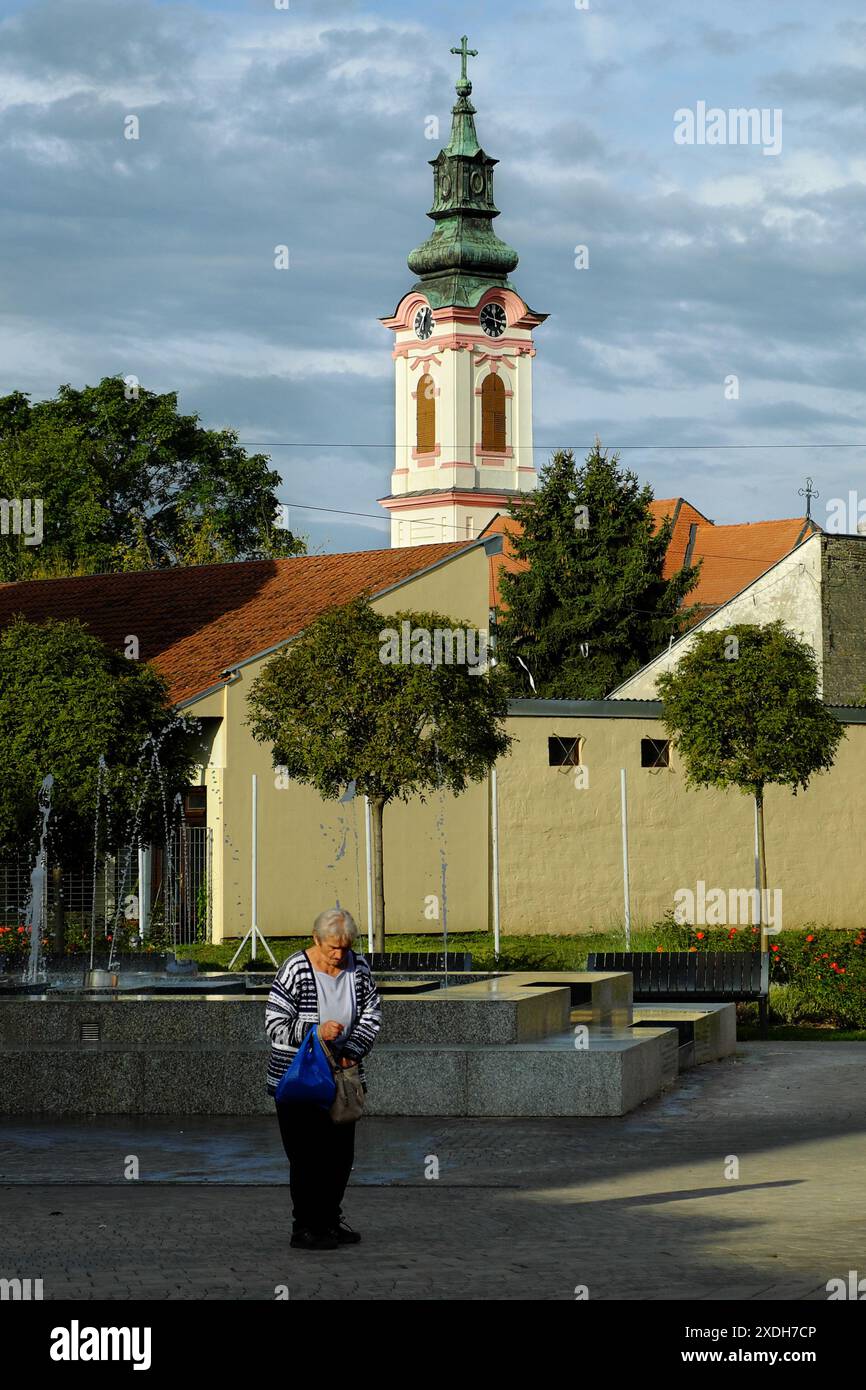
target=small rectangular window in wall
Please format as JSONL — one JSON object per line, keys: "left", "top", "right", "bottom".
{"left": 641, "top": 737, "right": 670, "bottom": 768}
{"left": 548, "top": 736, "right": 581, "bottom": 767}
{"left": 183, "top": 787, "right": 208, "bottom": 825}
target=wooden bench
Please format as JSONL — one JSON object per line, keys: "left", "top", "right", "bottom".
{"left": 586, "top": 951, "right": 770, "bottom": 1037}
{"left": 362, "top": 951, "right": 473, "bottom": 972}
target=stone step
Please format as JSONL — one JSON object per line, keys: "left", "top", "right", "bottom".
{"left": 631, "top": 1002, "right": 736, "bottom": 1068}
{"left": 366, "top": 1025, "right": 679, "bottom": 1117}
{"left": 0, "top": 1025, "right": 679, "bottom": 1117}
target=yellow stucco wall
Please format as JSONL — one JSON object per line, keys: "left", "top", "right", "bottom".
{"left": 191, "top": 545, "right": 491, "bottom": 941}
{"left": 497, "top": 712, "right": 866, "bottom": 933}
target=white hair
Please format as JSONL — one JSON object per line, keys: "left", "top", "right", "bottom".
{"left": 313, "top": 907, "right": 358, "bottom": 944}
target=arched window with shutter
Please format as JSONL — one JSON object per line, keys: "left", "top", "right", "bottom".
{"left": 481, "top": 373, "right": 506, "bottom": 451}
{"left": 416, "top": 374, "right": 436, "bottom": 454}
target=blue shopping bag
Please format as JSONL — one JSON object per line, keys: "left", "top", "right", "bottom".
{"left": 275, "top": 1025, "right": 337, "bottom": 1108}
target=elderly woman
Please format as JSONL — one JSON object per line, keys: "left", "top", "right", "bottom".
{"left": 265, "top": 907, "right": 382, "bottom": 1251}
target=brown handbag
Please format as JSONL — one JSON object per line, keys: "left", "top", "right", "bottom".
{"left": 318, "top": 1034, "right": 366, "bottom": 1124}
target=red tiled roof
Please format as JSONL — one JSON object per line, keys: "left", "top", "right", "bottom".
{"left": 0, "top": 542, "right": 474, "bottom": 705}
{"left": 685, "top": 517, "right": 818, "bottom": 610}
{"left": 482, "top": 500, "right": 817, "bottom": 613}
{"left": 481, "top": 513, "right": 524, "bottom": 608}
{"left": 649, "top": 498, "right": 713, "bottom": 576}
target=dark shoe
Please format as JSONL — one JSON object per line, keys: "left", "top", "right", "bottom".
{"left": 290, "top": 1228, "right": 338, "bottom": 1251}
{"left": 329, "top": 1219, "right": 361, "bottom": 1244}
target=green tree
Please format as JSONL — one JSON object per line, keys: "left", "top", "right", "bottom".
{"left": 496, "top": 443, "right": 700, "bottom": 698}
{"left": 246, "top": 596, "right": 512, "bottom": 949}
{"left": 0, "top": 377, "right": 306, "bottom": 580}
{"left": 656, "top": 621, "right": 843, "bottom": 949}
{"left": 0, "top": 617, "right": 202, "bottom": 950}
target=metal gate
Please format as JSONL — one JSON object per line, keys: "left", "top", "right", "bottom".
{"left": 161, "top": 825, "right": 212, "bottom": 945}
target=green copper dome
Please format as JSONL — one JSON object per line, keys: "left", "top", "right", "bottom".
{"left": 407, "top": 40, "right": 519, "bottom": 310}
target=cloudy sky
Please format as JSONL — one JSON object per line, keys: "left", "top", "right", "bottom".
{"left": 3, "top": 0, "right": 866, "bottom": 550}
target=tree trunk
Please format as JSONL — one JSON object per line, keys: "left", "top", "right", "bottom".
{"left": 51, "top": 863, "right": 65, "bottom": 955}
{"left": 369, "top": 797, "right": 386, "bottom": 953}
{"left": 755, "top": 791, "right": 769, "bottom": 954}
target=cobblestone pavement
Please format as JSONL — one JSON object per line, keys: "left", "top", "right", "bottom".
{"left": 1, "top": 1043, "right": 864, "bottom": 1300}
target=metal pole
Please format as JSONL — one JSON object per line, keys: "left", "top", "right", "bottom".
{"left": 364, "top": 795, "right": 374, "bottom": 956}
{"left": 206, "top": 829, "right": 213, "bottom": 944}
{"left": 228, "top": 771, "right": 277, "bottom": 970}
{"left": 491, "top": 768, "right": 501, "bottom": 962}
{"left": 138, "top": 844, "right": 151, "bottom": 939}
{"left": 754, "top": 797, "right": 762, "bottom": 932}
{"left": 251, "top": 773, "right": 257, "bottom": 961}
{"left": 620, "top": 768, "right": 631, "bottom": 949}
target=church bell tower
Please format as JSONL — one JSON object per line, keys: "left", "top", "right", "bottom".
{"left": 379, "top": 37, "right": 547, "bottom": 548}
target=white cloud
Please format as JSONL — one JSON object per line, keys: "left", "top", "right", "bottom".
{"left": 694, "top": 175, "right": 765, "bottom": 207}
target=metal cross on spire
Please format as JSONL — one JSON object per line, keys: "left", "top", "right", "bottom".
{"left": 450, "top": 34, "right": 478, "bottom": 87}
{"left": 799, "top": 476, "right": 819, "bottom": 520}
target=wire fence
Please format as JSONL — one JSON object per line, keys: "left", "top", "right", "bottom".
{"left": 0, "top": 827, "right": 212, "bottom": 948}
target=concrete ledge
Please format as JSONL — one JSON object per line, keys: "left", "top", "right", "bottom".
{"left": 0, "top": 1025, "right": 679, "bottom": 1117}
{"left": 0, "top": 1046, "right": 274, "bottom": 1116}
{"left": 0, "top": 997, "right": 266, "bottom": 1046}
{"left": 365, "top": 1027, "right": 679, "bottom": 1117}
{"left": 378, "top": 981, "right": 571, "bottom": 1044}
{"left": 512, "top": 970, "right": 633, "bottom": 1026}
{"left": 0, "top": 977, "right": 622, "bottom": 1049}
{"left": 631, "top": 1002, "right": 736, "bottom": 1067}
{"left": 0, "top": 971, "right": 669, "bottom": 1117}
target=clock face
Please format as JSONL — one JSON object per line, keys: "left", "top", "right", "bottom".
{"left": 414, "top": 306, "right": 434, "bottom": 340}
{"left": 480, "top": 302, "right": 507, "bottom": 338}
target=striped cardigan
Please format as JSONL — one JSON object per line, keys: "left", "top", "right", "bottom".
{"left": 265, "top": 948, "right": 383, "bottom": 1098}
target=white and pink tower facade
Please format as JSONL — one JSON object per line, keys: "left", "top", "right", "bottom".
{"left": 379, "top": 38, "right": 547, "bottom": 547}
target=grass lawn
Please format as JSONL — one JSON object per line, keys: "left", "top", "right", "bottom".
{"left": 173, "top": 930, "right": 644, "bottom": 973}
{"left": 738, "top": 1024, "right": 866, "bottom": 1042}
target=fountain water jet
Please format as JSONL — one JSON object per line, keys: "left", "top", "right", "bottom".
{"left": 88, "top": 755, "right": 107, "bottom": 973}
{"left": 23, "top": 775, "right": 54, "bottom": 985}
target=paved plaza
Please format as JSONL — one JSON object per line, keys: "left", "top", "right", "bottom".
{"left": 1, "top": 1042, "right": 864, "bottom": 1300}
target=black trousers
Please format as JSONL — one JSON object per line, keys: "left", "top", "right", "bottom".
{"left": 275, "top": 1100, "right": 356, "bottom": 1233}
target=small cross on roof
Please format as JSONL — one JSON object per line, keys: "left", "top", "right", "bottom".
{"left": 450, "top": 35, "right": 478, "bottom": 86}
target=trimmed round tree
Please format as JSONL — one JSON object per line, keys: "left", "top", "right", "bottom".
{"left": 0, "top": 616, "right": 201, "bottom": 951}
{"left": 246, "top": 595, "right": 512, "bottom": 950}
{"left": 656, "top": 621, "right": 844, "bottom": 949}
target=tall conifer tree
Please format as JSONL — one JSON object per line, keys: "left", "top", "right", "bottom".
{"left": 497, "top": 443, "right": 701, "bottom": 698}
